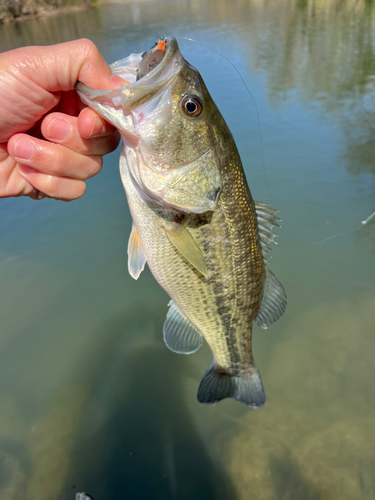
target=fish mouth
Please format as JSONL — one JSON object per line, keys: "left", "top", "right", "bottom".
{"left": 76, "top": 37, "right": 182, "bottom": 115}
{"left": 118, "top": 37, "right": 181, "bottom": 110}
{"left": 135, "top": 36, "right": 179, "bottom": 81}
{"left": 75, "top": 36, "right": 182, "bottom": 135}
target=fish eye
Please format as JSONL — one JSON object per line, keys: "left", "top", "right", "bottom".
{"left": 182, "top": 96, "right": 202, "bottom": 117}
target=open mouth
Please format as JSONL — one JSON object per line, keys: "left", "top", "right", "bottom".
{"left": 133, "top": 37, "right": 180, "bottom": 86}
{"left": 137, "top": 37, "right": 168, "bottom": 80}
{"left": 75, "top": 36, "right": 181, "bottom": 128}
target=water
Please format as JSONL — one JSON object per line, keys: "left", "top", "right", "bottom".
{"left": 1, "top": 0, "right": 375, "bottom": 498}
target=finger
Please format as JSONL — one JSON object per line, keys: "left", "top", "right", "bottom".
{"left": 41, "top": 113, "right": 120, "bottom": 155}
{"left": 1, "top": 40, "right": 129, "bottom": 143}
{"left": 8, "top": 39, "right": 121, "bottom": 92}
{"left": 77, "top": 107, "right": 117, "bottom": 138}
{"left": 17, "top": 165, "right": 86, "bottom": 201}
{"left": 8, "top": 133, "right": 102, "bottom": 180}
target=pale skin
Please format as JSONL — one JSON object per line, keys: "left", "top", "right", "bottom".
{"left": 0, "top": 39, "right": 128, "bottom": 201}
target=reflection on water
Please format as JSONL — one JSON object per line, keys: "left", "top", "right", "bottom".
{"left": 0, "top": 0, "right": 375, "bottom": 499}
{"left": 234, "top": 0, "right": 375, "bottom": 182}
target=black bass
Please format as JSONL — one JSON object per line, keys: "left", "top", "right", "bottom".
{"left": 76, "top": 37, "right": 286, "bottom": 407}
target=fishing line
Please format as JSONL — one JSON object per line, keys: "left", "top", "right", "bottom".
{"left": 312, "top": 227, "right": 358, "bottom": 245}
{"left": 311, "top": 218, "right": 375, "bottom": 245}
{"left": 179, "top": 36, "right": 273, "bottom": 203}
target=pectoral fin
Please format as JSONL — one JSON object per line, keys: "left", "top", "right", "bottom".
{"left": 127, "top": 224, "right": 146, "bottom": 280}
{"left": 163, "top": 222, "right": 207, "bottom": 277}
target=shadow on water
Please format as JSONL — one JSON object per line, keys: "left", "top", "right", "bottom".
{"left": 64, "top": 307, "right": 235, "bottom": 500}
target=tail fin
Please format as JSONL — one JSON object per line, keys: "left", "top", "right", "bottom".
{"left": 197, "top": 360, "right": 265, "bottom": 408}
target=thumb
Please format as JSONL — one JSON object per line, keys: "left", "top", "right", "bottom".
{"left": 8, "top": 39, "right": 120, "bottom": 92}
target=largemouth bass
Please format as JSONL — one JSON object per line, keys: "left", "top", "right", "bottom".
{"left": 76, "top": 37, "right": 286, "bottom": 408}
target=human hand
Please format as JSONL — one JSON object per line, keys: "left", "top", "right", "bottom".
{"left": 0, "top": 39, "right": 125, "bottom": 201}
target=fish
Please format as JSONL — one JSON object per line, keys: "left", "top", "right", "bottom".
{"left": 76, "top": 36, "right": 286, "bottom": 408}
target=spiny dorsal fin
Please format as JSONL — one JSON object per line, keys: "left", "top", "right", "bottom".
{"left": 255, "top": 201, "right": 281, "bottom": 265}
{"left": 255, "top": 269, "right": 287, "bottom": 329}
{"left": 127, "top": 224, "right": 146, "bottom": 280}
{"left": 163, "top": 300, "right": 203, "bottom": 354}
{"left": 163, "top": 222, "right": 207, "bottom": 277}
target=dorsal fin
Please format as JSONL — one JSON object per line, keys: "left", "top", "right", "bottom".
{"left": 255, "top": 201, "right": 281, "bottom": 265}
{"left": 254, "top": 202, "right": 287, "bottom": 328}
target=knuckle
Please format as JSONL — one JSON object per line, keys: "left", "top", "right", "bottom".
{"left": 80, "top": 38, "right": 98, "bottom": 59}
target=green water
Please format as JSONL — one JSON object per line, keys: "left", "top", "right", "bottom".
{"left": 0, "top": 0, "right": 375, "bottom": 498}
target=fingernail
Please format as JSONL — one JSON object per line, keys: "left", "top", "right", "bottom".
{"left": 18, "top": 164, "right": 35, "bottom": 175}
{"left": 14, "top": 139, "right": 35, "bottom": 160}
{"left": 90, "top": 117, "right": 105, "bottom": 137}
{"left": 46, "top": 118, "right": 70, "bottom": 141}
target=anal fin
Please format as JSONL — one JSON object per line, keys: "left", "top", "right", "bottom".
{"left": 163, "top": 300, "right": 203, "bottom": 354}
{"left": 255, "top": 269, "right": 287, "bottom": 329}
{"left": 127, "top": 224, "right": 146, "bottom": 280}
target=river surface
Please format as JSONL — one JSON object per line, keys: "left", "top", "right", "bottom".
{"left": 1, "top": 1, "right": 375, "bottom": 499}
